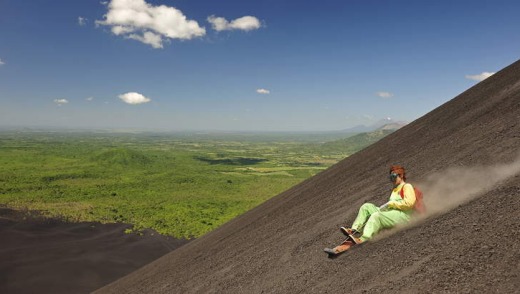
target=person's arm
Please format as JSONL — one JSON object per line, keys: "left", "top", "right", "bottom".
{"left": 388, "top": 184, "right": 416, "bottom": 210}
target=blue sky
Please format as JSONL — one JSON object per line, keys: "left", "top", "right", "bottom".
{"left": 1, "top": 0, "right": 519, "bottom": 131}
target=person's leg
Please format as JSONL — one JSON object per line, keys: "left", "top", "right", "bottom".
{"left": 351, "top": 203, "right": 379, "bottom": 232}
{"left": 360, "top": 210, "right": 411, "bottom": 241}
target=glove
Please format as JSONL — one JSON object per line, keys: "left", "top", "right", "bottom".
{"left": 379, "top": 202, "right": 390, "bottom": 210}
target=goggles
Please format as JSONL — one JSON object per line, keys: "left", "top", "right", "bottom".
{"left": 389, "top": 172, "right": 399, "bottom": 182}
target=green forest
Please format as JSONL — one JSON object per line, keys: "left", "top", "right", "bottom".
{"left": 0, "top": 130, "right": 392, "bottom": 238}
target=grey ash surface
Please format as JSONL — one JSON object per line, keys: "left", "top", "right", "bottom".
{"left": 96, "top": 59, "right": 520, "bottom": 293}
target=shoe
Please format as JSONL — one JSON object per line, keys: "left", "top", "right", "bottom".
{"left": 340, "top": 227, "right": 360, "bottom": 237}
{"left": 351, "top": 236, "right": 364, "bottom": 245}
{"left": 340, "top": 226, "right": 352, "bottom": 236}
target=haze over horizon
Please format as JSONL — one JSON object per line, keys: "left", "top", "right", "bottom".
{"left": 1, "top": 0, "right": 519, "bottom": 132}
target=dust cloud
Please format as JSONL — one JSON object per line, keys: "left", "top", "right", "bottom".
{"left": 373, "top": 155, "right": 520, "bottom": 241}
{"left": 419, "top": 155, "right": 520, "bottom": 217}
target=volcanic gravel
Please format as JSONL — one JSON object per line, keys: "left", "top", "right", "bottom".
{"left": 0, "top": 208, "right": 189, "bottom": 294}
{"left": 96, "top": 60, "right": 520, "bottom": 293}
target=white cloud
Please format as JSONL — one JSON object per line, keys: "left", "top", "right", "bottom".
{"left": 118, "top": 92, "right": 151, "bottom": 104}
{"left": 127, "top": 31, "right": 163, "bottom": 48}
{"left": 54, "top": 99, "right": 69, "bottom": 106}
{"left": 256, "top": 88, "right": 270, "bottom": 94}
{"left": 97, "top": 0, "right": 205, "bottom": 49}
{"left": 376, "top": 91, "right": 394, "bottom": 98}
{"left": 207, "top": 16, "right": 228, "bottom": 31}
{"left": 208, "top": 15, "right": 261, "bottom": 32}
{"left": 111, "top": 25, "right": 134, "bottom": 35}
{"left": 230, "top": 16, "right": 261, "bottom": 31}
{"left": 465, "top": 72, "right": 495, "bottom": 82}
{"left": 0, "top": 58, "right": 5, "bottom": 65}
{"left": 86, "top": 97, "right": 94, "bottom": 101}
{"left": 78, "top": 16, "right": 87, "bottom": 26}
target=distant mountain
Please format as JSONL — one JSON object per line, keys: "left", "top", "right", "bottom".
{"left": 339, "top": 124, "right": 373, "bottom": 133}
{"left": 322, "top": 128, "right": 395, "bottom": 154}
{"left": 340, "top": 118, "right": 407, "bottom": 133}
{"left": 375, "top": 122, "right": 408, "bottom": 131}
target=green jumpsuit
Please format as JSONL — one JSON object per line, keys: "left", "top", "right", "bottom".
{"left": 351, "top": 182, "right": 416, "bottom": 241}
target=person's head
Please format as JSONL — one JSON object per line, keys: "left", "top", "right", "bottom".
{"left": 389, "top": 165, "right": 406, "bottom": 184}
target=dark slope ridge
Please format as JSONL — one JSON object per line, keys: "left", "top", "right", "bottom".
{"left": 96, "top": 60, "right": 520, "bottom": 294}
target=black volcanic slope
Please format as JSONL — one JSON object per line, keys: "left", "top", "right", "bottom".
{"left": 0, "top": 209, "right": 188, "bottom": 294}
{"left": 96, "top": 60, "right": 520, "bottom": 293}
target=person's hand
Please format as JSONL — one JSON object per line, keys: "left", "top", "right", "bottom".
{"left": 379, "top": 202, "right": 390, "bottom": 210}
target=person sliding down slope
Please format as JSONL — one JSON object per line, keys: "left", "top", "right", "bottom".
{"left": 324, "top": 165, "right": 416, "bottom": 255}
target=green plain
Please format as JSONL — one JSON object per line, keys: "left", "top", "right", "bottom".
{"left": 0, "top": 130, "right": 390, "bottom": 238}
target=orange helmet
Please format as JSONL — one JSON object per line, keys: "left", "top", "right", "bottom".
{"left": 389, "top": 165, "right": 406, "bottom": 181}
